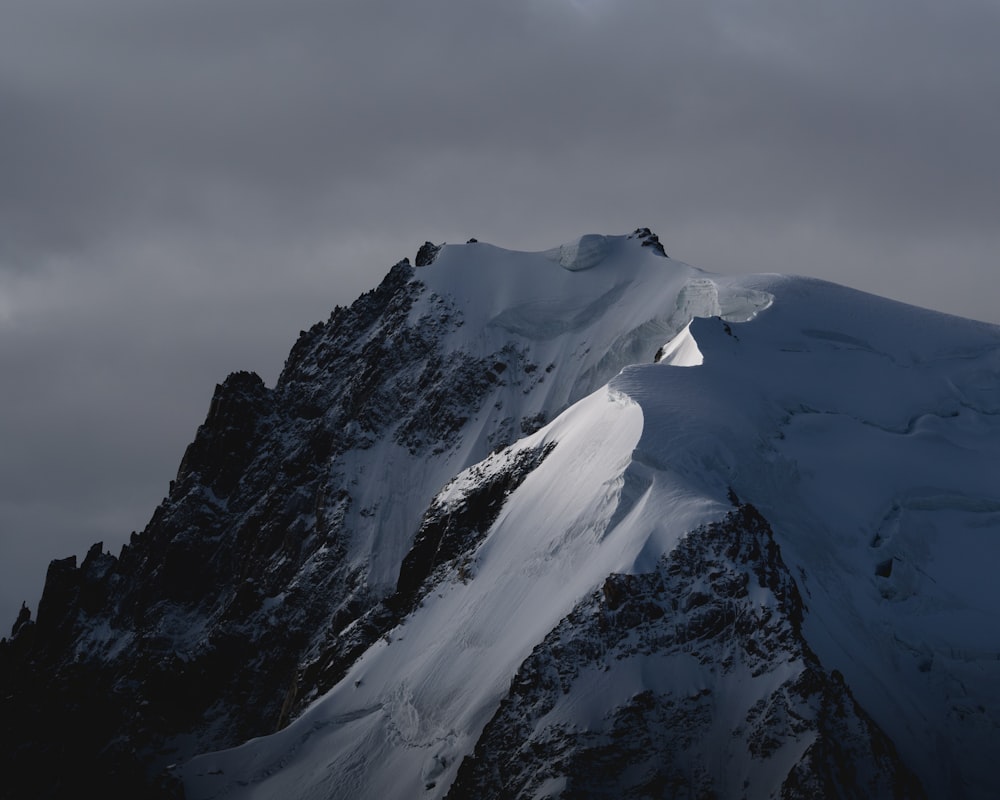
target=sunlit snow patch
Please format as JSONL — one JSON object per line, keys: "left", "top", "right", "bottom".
{"left": 654, "top": 321, "right": 704, "bottom": 366}
{"left": 545, "top": 234, "right": 610, "bottom": 271}
{"left": 674, "top": 277, "right": 774, "bottom": 324}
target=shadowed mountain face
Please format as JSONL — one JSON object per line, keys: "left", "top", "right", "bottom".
{"left": 447, "top": 504, "right": 924, "bottom": 800}
{"left": 3, "top": 231, "right": 999, "bottom": 799}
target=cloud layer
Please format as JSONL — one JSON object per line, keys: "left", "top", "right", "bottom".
{"left": 2, "top": 0, "right": 998, "bottom": 626}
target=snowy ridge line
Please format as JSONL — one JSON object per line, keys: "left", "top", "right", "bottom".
{"left": 4, "top": 229, "right": 999, "bottom": 800}
{"left": 447, "top": 503, "right": 925, "bottom": 800}
{"left": 198, "top": 249, "right": 994, "bottom": 795}
{"left": 290, "top": 440, "right": 559, "bottom": 711}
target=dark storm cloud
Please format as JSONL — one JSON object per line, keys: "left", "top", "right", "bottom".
{"left": 2, "top": 0, "right": 999, "bottom": 625}
{"left": 4, "top": 0, "right": 999, "bottom": 263}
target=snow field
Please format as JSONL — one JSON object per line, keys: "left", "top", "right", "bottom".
{"left": 183, "top": 235, "right": 1000, "bottom": 799}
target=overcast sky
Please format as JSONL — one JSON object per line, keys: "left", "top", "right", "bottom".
{"left": 2, "top": 0, "right": 999, "bottom": 628}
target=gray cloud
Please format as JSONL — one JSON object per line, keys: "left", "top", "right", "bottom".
{"left": 2, "top": 0, "right": 999, "bottom": 626}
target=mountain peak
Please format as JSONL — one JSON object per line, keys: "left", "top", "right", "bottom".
{"left": 3, "top": 232, "right": 998, "bottom": 799}
{"left": 544, "top": 232, "right": 612, "bottom": 271}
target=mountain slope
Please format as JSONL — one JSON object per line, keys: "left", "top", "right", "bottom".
{"left": 4, "top": 230, "right": 999, "bottom": 799}
{"left": 181, "top": 243, "right": 1000, "bottom": 800}
{"left": 0, "top": 230, "right": 765, "bottom": 797}
{"left": 447, "top": 503, "right": 924, "bottom": 800}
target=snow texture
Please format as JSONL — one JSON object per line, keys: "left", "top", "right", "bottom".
{"left": 3, "top": 230, "right": 996, "bottom": 799}
{"left": 178, "top": 233, "right": 1000, "bottom": 799}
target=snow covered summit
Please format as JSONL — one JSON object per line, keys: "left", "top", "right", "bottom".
{"left": 3, "top": 230, "right": 999, "bottom": 800}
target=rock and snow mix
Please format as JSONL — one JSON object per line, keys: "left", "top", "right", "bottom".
{"left": 179, "top": 234, "right": 998, "bottom": 799}
{"left": 4, "top": 230, "right": 998, "bottom": 799}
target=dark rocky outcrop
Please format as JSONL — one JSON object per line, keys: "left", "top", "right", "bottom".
{"left": 629, "top": 226, "right": 668, "bottom": 258}
{"left": 10, "top": 602, "right": 31, "bottom": 639}
{"left": 293, "top": 441, "right": 556, "bottom": 713}
{"left": 448, "top": 504, "right": 925, "bottom": 800}
{"left": 416, "top": 241, "right": 443, "bottom": 267}
{"left": 0, "top": 231, "right": 942, "bottom": 800}
{"left": 2, "top": 229, "right": 636, "bottom": 798}
{"left": 0, "top": 252, "right": 546, "bottom": 798}
{"left": 394, "top": 442, "right": 556, "bottom": 604}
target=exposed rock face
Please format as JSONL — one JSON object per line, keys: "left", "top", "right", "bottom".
{"left": 448, "top": 505, "right": 925, "bottom": 800}
{"left": 3, "top": 230, "right": 992, "bottom": 799}
{"left": 416, "top": 241, "right": 443, "bottom": 266}
{"left": 629, "top": 226, "right": 668, "bottom": 257}
{"left": 1, "top": 236, "right": 687, "bottom": 798}
{"left": 293, "top": 440, "right": 558, "bottom": 711}
{"left": 10, "top": 602, "right": 31, "bottom": 639}
{"left": 0, "top": 257, "right": 521, "bottom": 797}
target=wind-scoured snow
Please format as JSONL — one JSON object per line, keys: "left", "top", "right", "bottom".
{"left": 342, "top": 233, "right": 771, "bottom": 593}
{"left": 609, "top": 275, "right": 1000, "bottom": 799}
{"left": 181, "top": 236, "right": 1000, "bottom": 799}
{"left": 543, "top": 233, "right": 611, "bottom": 271}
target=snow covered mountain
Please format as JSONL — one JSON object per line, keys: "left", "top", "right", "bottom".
{"left": 2, "top": 229, "right": 998, "bottom": 799}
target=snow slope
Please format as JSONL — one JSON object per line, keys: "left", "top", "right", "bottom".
{"left": 181, "top": 235, "right": 1000, "bottom": 799}
{"left": 2, "top": 228, "right": 788, "bottom": 799}
{"left": 328, "top": 230, "right": 771, "bottom": 598}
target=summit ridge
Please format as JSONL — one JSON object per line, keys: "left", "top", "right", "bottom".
{"left": 2, "top": 230, "right": 998, "bottom": 799}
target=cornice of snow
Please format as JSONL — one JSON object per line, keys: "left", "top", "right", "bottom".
{"left": 183, "top": 238, "right": 1000, "bottom": 799}
{"left": 4, "top": 228, "right": 999, "bottom": 800}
